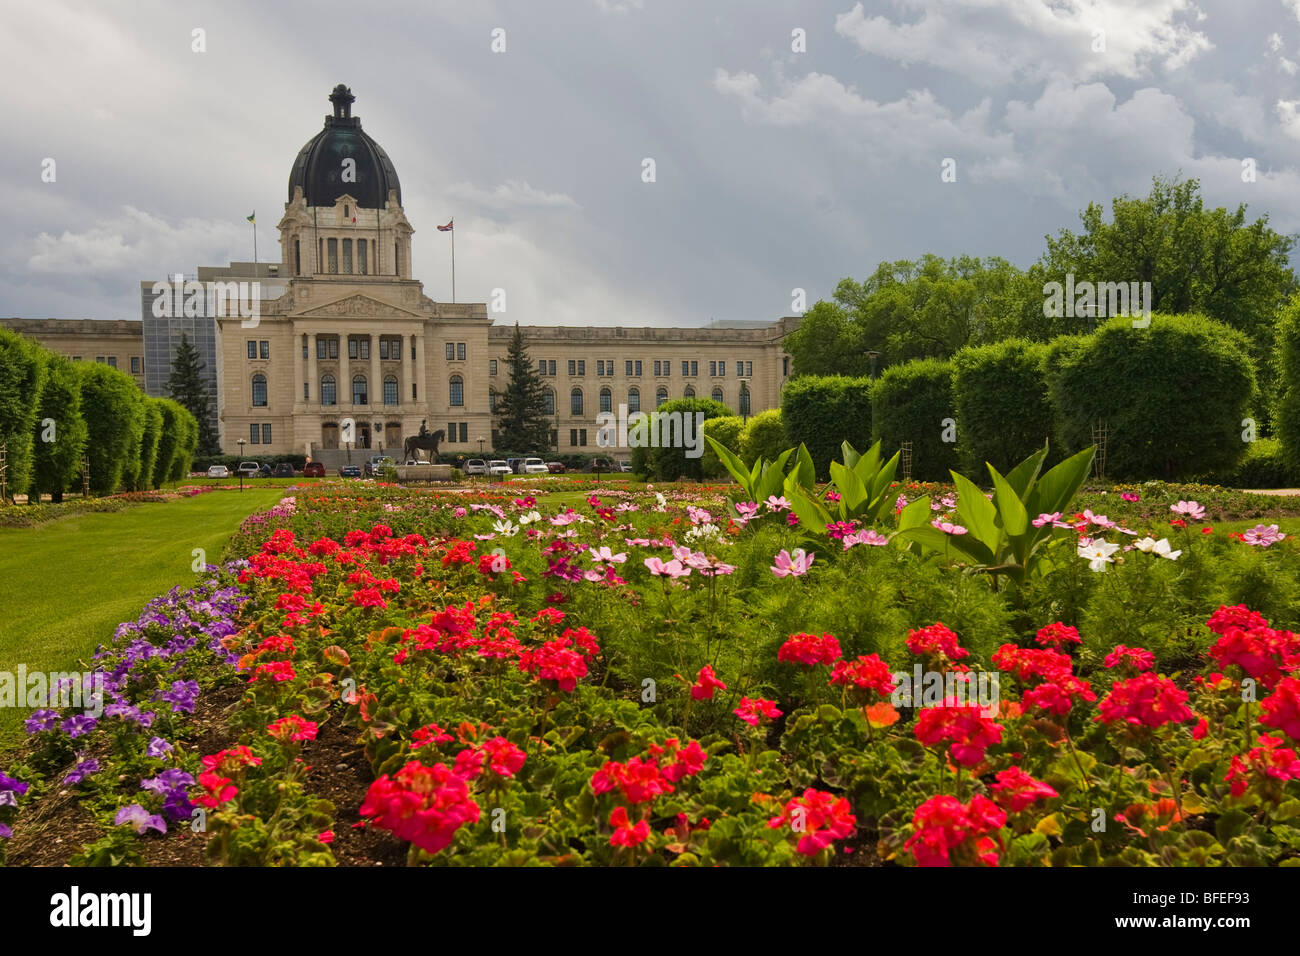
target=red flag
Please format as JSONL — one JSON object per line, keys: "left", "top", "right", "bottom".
{"left": 438, "top": 219, "right": 453, "bottom": 232}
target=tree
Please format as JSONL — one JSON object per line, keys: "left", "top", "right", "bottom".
{"left": 135, "top": 399, "right": 164, "bottom": 491}
{"left": 0, "top": 327, "right": 47, "bottom": 501}
{"left": 166, "top": 333, "right": 219, "bottom": 455}
{"left": 494, "top": 324, "right": 552, "bottom": 452}
{"left": 77, "top": 362, "right": 146, "bottom": 495}
{"left": 29, "top": 351, "right": 88, "bottom": 503}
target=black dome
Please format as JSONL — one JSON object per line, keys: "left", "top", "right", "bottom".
{"left": 287, "top": 85, "right": 401, "bottom": 209}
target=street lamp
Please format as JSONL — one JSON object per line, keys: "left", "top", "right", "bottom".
{"left": 235, "top": 438, "right": 245, "bottom": 491}
{"left": 866, "top": 350, "right": 880, "bottom": 380}
{"left": 477, "top": 435, "right": 485, "bottom": 455}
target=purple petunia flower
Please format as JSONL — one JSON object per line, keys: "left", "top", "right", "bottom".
{"left": 63, "top": 758, "right": 100, "bottom": 786}
{"left": 62, "top": 714, "right": 98, "bottom": 738}
{"left": 146, "top": 736, "right": 173, "bottom": 758}
{"left": 158, "top": 680, "right": 199, "bottom": 714}
{"left": 24, "top": 709, "right": 59, "bottom": 734}
{"left": 114, "top": 804, "right": 167, "bottom": 836}
{"left": 141, "top": 769, "right": 193, "bottom": 795}
{"left": 0, "top": 822, "right": 11, "bottom": 839}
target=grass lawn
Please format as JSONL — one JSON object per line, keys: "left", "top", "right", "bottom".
{"left": 0, "top": 489, "right": 279, "bottom": 747}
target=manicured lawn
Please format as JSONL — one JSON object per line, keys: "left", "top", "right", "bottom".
{"left": 0, "top": 490, "right": 279, "bottom": 746}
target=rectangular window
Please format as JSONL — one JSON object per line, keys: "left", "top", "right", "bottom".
{"left": 448, "top": 422, "right": 456, "bottom": 442}
{"left": 719, "top": 361, "right": 725, "bottom": 376}
{"left": 570, "top": 429, "right": 578, "bottom": 447}
{"left": 413, "top": 382, "right": 418, "bottom": 399}
{"left": 358, "top": 238, "right": 368, "bottom": 275}
{"left": 348, "top": 338, "right": 358, "bottom": 360}
{"left": 547, "top": 360, "right": 556, "bottom": 376}
{"left": 107, "top": 356, "right": 117, "bottom": 368}
{"left": 359, "top": 338, "right": 370, "bottom": 360}
{"left": 709, "top": 361, "right": 715, "bottom": 376}
{"left": 489, "top": 359, "right": 498, "bottom": 376}
{"left": 653, "top": 360, "right": 660, "bottom": 376}
{"left": 457, "top": 342, "right": 466, "bottom": 361}
{"left": 577, "top": 359, "right": 585, "bottom": 376}
{"left": 736, "top": 361, "right": 743, "bottom": 377}
{"left": 317, "top": 338, "right": 326, "bottom": 360}
{"left": 459, "top": 422, "right": 468, "bottom": 443}
{"left": 663, "top": 358, "right": 670, "bottom": 376}
{"left": 262, "top": 424, "right": 271, "bottom": 444}
{"left": 550, "top": 428, "right": 558, "bottom": 446}
{"left": 691, "top": 361, "right": 698, "bottom": 376}
{"left": 538, "top": 358, "right": 546, "bottom": 375}
{"left": 327, "top": 238, "right": 338, "bottom": 274}
{"left": 634, "top": 360, "right": 641, "bottom": 376}
{"left": 131, "top": 356, "right": 141, "bottom": 374}
{"left": 329, "top": 338, "right": 338, "bottom": 359}
{"left": 295, "top": 240, "right": 302, "bottom": 275}
{"left": 304, "top": 382, "right": 309, "bottom": 400}
{"left": 250, "top": 424, "right": 260, "bottom": 444}
{"left": 260, "top": 341, "right": 269, "bottom": 359}
{"left": 342, "top": 239, "right": 353, "bottom": 274}
{"left": 391, "top": 338, "right": 401, "bottom": 361}
{"left": 379, "top": 339, "right": 389, "bottom": 360}
{"left": 72, "top": 356, "right": 81, "bottom": 362}
{"left": 625, "top": 360, "right": 633, "bottom": 376}
{"left": 596, "top": 360, "right": 605, "bottom": 377}
{"left": 579, "top": 428, "right": 587, "bottom": 447}
{"left": 569, "top": 359, "right": 576, "bottom": 376}
{"left": 682, "top": 360, "right": 689, "bottom": 376}
{"left": 746, "top": 361, "right": 753, "bottom": 377}
{"left": 248, "top": 341, "right": 257, "bottom": 359}
{"left": 302, "top": 341, "right": 308, "bottom": 359}
{"left": 447, "top": 343, "right": 456, "bottom": 361}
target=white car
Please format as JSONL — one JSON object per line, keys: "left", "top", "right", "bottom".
{"left": 522, "top": 457, "right": 549, "bottom": 474}
{"left": 403, "top": 459, "right": 431, "bottom": 466}
{"left": 618, "top": 461, "right": 633, "bottom": 473}
{"left": 464, "top": 458, "right": 488, "bottom": 476}
{"left": 487, "top": 460, "right": 511, "bottom": 476}
{"left": 206, "top": 464, "right": 230, "bottom": 478}
{"left": 235, "top": 461, "right": 260, "bottom": 477}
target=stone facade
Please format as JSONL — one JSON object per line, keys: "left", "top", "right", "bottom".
{"left": 0, "top": 318, "right": 146, "bottom": 387}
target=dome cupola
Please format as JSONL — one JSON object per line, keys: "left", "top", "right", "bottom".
{"left": 287, "top": 84, "right": 401, "bottom": 209}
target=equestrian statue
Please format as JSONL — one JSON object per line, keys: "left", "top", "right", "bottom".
{"left": 403, "top": 422, "right": 445, "bottom": 464}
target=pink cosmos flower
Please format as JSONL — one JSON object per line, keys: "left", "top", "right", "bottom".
{"left": 1241, "top": 524, "right": 1286, "bottom": 547}
{"left": 588, "top": 546, "right": 628, "bottom": 563}
{"left": 771, "top": 548, "right": 814, "bottom": 578}
{"left": 644, "top": 557, "right": 690, "bottom": 579}
{"left": 931, "top": 519, "right": 968, "bottom": 535}
{"left": 842, "top": 529, "right": 890, "bottom": 550}
{"left": 765, "top": 495, "right": 791, "bottom": 512}
{"left": 735, "top": 501, "right": 760, "bottom": 519}
{"left": 1171, "top": 500, "right": 1206, "bottom": 521}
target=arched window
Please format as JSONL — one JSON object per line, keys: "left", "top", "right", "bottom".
{"left": 251, "top": 373, "right": 267, "bottom": 407}
{"left": 656, "top": 386, "right": 668, "bottom": 408}
{"left": 684, "top": 385, "right": 695, "bottom": 399}
{"left": 711, "top": 387, "right": 724, "bottom": 404}
{"left": 544, "top": 388, "right": 555, "bottom": 415}
{"left": 449, "top": 374, "right": 464, "bottom": 407}
{"left": 599, "top": 387, "right": 612, "bottom": 413}
{"left": 571, "top": 387, "right": 583, "bottom": 416}
{"left": 628, "top": 387, "right": 640, "bottom": 414}
{"left": 321, "top": 374, "right": 336, "bottom": 406}
{"left": 489, "top": 387, "right": 498, "bottom": 413}
{"left": 383, "top": 374, "right": 398, "bottom": 406}
{"left": 739, "top": 385, "right": 751, "bottom": 417}
{"left": 353, "top": 374, "right": 368, "bottom": 405}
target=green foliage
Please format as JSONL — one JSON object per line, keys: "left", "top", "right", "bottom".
{"left": 0, "top": 328, "right": 47, "bottom": 500}
{"left": 28, "top": 351, "right": 87, "bottom": 500}
{"left": 170, "top": 408, "right": 199, "bottom": 483}
{"left": 1275, "top": 295, "right": 1300, "bottom": 475}
{"left": 739, "top": 408, "right": 785, "bottom": 467}
{"left": 166, "top": 333, "right": 219, "bottom": 455}
{"left": 78, "top": 362, "right": 147, "bottom": 495}
{"left": 1044, "top": 313, "right": 1257, "bottom": 481}
{"left": 641, "top": 398, "right": 732, "bottom": 481}
{"left": 870, "top": 358, "right": 958, "bottom": 481}
{"left": 494, "top": 324, "right": 553, "bottom": 453}
{"left": 135, "top": 400, "right": 164, "bottom": 492}
{"left": 779, "top": 375, "right": 872, "bottom": 479}
{"left": 951, "top": 340, "right": 1054, "bottom": 474}
{"left": 1202, "top": 438, "right": 1297, "bottom": 489}
{"left": 699, "top": 415, "right": 744, "bottom": 478}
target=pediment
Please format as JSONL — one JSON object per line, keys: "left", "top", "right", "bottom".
{"left": 297, "top": 294, "right": 422, "bottom": 318}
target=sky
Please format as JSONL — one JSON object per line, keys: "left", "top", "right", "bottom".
{"left": 4, "top": 0, "right": 1300, "bottom": 328}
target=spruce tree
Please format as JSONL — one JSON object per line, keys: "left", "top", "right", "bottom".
{"left": 166, "top": 333, "right": 220, "bottom": 454}
{"left": 494, "top": 323, "right": 552, "bottom": 453}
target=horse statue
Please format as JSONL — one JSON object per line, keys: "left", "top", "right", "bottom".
{"left": 403, "top": 429, "right": 445, "bottom": 464}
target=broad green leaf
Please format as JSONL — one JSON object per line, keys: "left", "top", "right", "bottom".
{"left": 1004, "top": 444, "right": 1048, "bottom": 499}
{"left": 840, "top": 441, "right": 860, "bottom": 471}
{"left": 1027, "top": 446, "right": 1095, "bottom": 518}
{"left": 794, "top": 443, "right": 817, "bottom": 490}
{"left": 829, "top": 461, "right": 868, "bottom": 512}
{"left": 897, "top": 495, "right": 932, "bottom": 531}
{"left": 895, "top": 526, "right": 994, "bottom": 564}
{"left": 989, "top": 466, "right": 1029, "bottom": 538}
{"left": 705, "top": 435, "right": 753, "bottom": 496}
{"left": 787, "top": 484, "right": 831, "bottom": 532}
{"left": 951, "top": 471, "right": 1001, "bottom": 555}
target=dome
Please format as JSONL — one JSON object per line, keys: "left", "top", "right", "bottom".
{"left": 287, "top": 85, "right": 401, "bottom": 209}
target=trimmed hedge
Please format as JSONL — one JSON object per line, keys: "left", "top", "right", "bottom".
{"left": 135, "top": 399, "right": 164, "bottom": 492}
{"left": 871, "top": 358, "right": 959, "bottom": 482}
{"left": 171, "top": 411, "right": 199, "bottom": 482}
{"left": 1276, "top": 295, "right": 1300, "bottom": 475}
{"left": 1202, "top": 437, "right": 1298, "bottom": 488}
{"left": 78, "top": 362, "right": 147, "bottom": 496}
{"left": 951, "top": 340, "right": 1054, "bottom": 475}
{"left": 1044, "top": 313, "right": 1257, "bottom": 481}
{"left": 639, "top": 398, "right": 732, "bottom": 481}
{"left": 700, "top": 415, "right": 744, "bottom": 478}
{"left": 29, "top": 352, "right": 88, "bottom": 500}
{"left": 740, "top": 408, "right": 786, "bottom": 467}
{"left": 0, "top": 328, "right": 47, "bottom": 500}
{"left": 780, "top": 376, "right": 873, "bottom": 479}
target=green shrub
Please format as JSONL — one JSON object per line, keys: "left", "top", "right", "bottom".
{"left": 779, "top": 376, "right": 872, "bottom": 479}
{"left": 951, "top": 340, "right": 1054, "bottom": 474}
{"left": 699, "top": 415, "right": 744, "bottom": 478}
{"left": 28, "top": 351, "right": 87, "bottom": 500}
{"left": 739, "top": 408, "right": 786, "bottom": 466}
{"left": 77, "top": 362, "right": 146, "bottom": 495}
{"left": 1044, "top": 313, "right": 1257, "bottom": 481}
{"left": 1200, "top": 438, "right": 1296, "bottom": 488}
{"left": 171, "top": 410, "right": 199, "bottom": 482}
{"left": 135, "top": 399, "right": 164, "bottom": 492}
{"left": 1275, "top": 295, "right": 1300, "bottom": 474}
{"left": 871, "top": 358, "right": 958, "bottom": 481}
{"left": 641, "top": 398, "right": 732, "bottom": 481}
{"left": 0, "top": 329, "right": 47, "bottom": 500}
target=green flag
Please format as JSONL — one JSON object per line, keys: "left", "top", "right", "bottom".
{"left": 247, "top": 212, "right": 255, "bottom": 223}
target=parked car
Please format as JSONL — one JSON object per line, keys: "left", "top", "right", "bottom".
{"left": 235, "top": 461, "right": 260, "bottom": 477}
{"left": 363, "top": 455, "right": 394, "bottom": 477}
{"left": 546, "top": 461, "right": 567, "bottom": 474}
{"left": 303, "top": 461, "right": 325, "bottom": 477}
{"left": 206, "top": 464, "right": 229, "bottom": 478}
{"left": 257, "top": 463, "right": 273, "bottom": 477}
{"left": 589, "top": 458, "right": 617, "bottom": 473}
{"left": 403, "top": 459, "right": 431, "bottom": 466}
{"left": 338, "top": 464, "right": 362, "bottom": 478}
{"left": 506, "top": 457, "right": 524, "bottom": 474}
{"left": 464, "top": 459, "right": 488, "bottom": 476}
{"left": 487, "top": 460, "right": 511, "bottom": 476}
{"left": 273, "top": 462, "right": 295, "bottom": 478}
{"left": 618, "top": 461, "right": 633, "bottom": 473}
{"left": 522, "top": 457, "right": 549, "bottom": 474}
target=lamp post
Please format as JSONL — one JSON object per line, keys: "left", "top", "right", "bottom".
{"left": 866, "top": 351, "right": 880, "bottom": 380}
{"left": 236, "top": 438, "right": 245, "bottom": 491}
{"left": 477, "top": 435, "right": 485, "bottom": 455}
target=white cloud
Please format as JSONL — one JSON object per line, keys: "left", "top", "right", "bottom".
{"left": 833, "top": 0, "right": 1212, "bottom": 85}
{"left": 1277, "top": 98, "right": 1300, "bottom": 139}
{"left": 445, "top": 179, "right": 579, "bottom": 213}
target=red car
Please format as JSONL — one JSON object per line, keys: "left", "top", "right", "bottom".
{"left": 303, "top": 462, "right": 326, "bottom": 477}
{"left": 546, "top": 462, "right": 567, "bottom": 474}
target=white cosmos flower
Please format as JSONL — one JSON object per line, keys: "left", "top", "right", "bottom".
{"left": 518, "top": 510, "right": 543, "bottom": 525}
{"left": 1133, "top": 536, "right": 1181, "bottom": 560}
{"left": 1078, "top": 538, "right": 1120, "bottom": 572}
{"left": 493, "top": 519, "right": 520, "bottom": 537}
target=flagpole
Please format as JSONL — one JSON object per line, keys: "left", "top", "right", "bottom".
{"left": 451, "top": 223, "right": 455, "bottom": 303}
{"left": 251, "top": 212, "right": 258, "bottom": 266}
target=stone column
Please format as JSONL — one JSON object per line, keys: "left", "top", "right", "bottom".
{"left": 307, "top": 332, "right": 318, "bottom": 409}
{"left": 292, "top": 330, "right": 304, "bottom": 412}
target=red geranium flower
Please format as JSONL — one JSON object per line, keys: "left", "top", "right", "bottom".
{"left": 766, "top": 788, "right": 857, "bottom": 856}
{"left": 734, "top": 696, "right": 782, "bottom": 727}
{"left": 990, "top": 766, "right": 1058, "bottom": 812}
{"left": 904, "top": 794, "right": 1005, "bottom": 867}
{"left": 778, "top": 632, "right": 842, "bottom": 667}
{"left": 608, "top": 806, "right": 651, "bottom": 847}
{"left": 688, "top": 665, "right": 728, "bottom": 701}
{"left": 1095, "top": 673, "right": 1194, "bottom": 729}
